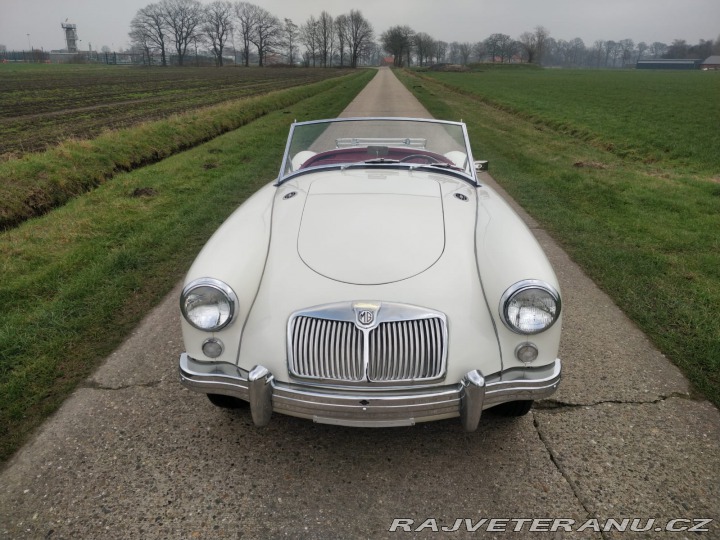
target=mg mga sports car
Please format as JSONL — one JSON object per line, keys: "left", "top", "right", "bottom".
{"left": 179, "top": 117, "right": 562, "bottom": 431}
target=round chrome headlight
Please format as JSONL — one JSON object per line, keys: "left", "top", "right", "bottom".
{"left": 500, "top": 280, "right": 561, "bottom": 335}
{"left": 181, "top": 278, "right": 238, "bottom": 331}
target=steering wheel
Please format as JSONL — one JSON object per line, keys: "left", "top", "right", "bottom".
{"left": 399, "top": 154, "right": 442, "bottom": 164}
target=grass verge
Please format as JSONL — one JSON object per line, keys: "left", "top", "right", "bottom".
{"left": 396, "top": 68, "right": 720, "bottom": 408}
{"left": 0, "top": 70, "right": 367, "bottom": 230}
{"left": 0, "top": 68, "right": 375, "bottom": 464}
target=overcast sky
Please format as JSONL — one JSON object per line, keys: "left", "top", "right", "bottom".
{"left": 1, "top": 0, "right": 718, "bottom": 52}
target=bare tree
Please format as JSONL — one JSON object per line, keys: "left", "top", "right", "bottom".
{"left": 250, "top": 6, "right": 280, "bottom": 66}
{"left": 472, "top": 41, "right": 486, "bottom": 62}
{"left": 301, "top": 16, "right": 319, "bottom": 67}
{"left": 618, "top": 38, "right": 635, "bottom": 66}
{"left": 280, "top": 18, "right": 299, "bottom": 64}
{"left": 403, "top": 26, "right": 415, "bottom": 67}
{"left": 604, "top": 40, "right": 618, "bottom": 67}
{"left": 665, "top": 39, "right": 688, "bottom": 58}
{"left": 449, "top": 41, "right": 461, "bottom": 64}
{"left": 635, "top": 41, "right": 648, "bottom": 62}
{"left": 202, "top": 0, "right": 233, "bottom": 66}
{"left": 649, "top": 41, "right": 667, "bottom": 59}
{"left": 589, "top": 40, "right": 604, "bottom": 67}
{"left": 162, "top": 0, "right": 203, "bottom": 66}
{"left": 568, "top": 38, "right": 585, "bottom": 66}
{"left": 381, "top": 25, "right": 414, "bottom": 67}
{"left": 317, "top": 11, "right": 335, "bottom": 67}
{"left": 549, "top": 37, "right": 585, "bottom": 67}
{"left": 335, "top": 14, "right": 349, "bottom": 67}
{"left": 688, "top": 39, "right": 713, "bottom": 59}
{"left": 234, "top": 1, "right": 258, "bottom": 66}
{"left": 485, "top": 33, "right": 511, "bottom": 63}
{"left": 458, "top": 42, "right": 472, "bottom": 65}
{"left": 414, "top": 32, "right": 433, "bottom": 66}
{"left": 346, "top": 10, "right": 373, "bottom": 68}
{"left": 129, "top": 20, "right": 156, "bottom": 65}
{"left": 434, "top": 40, "right": 448, "bottom": 63}
{"left": 129, "top": 3, "right": 169, "bottom": 66}
{"left": 363, "top": 41, "right": 381, "bottom": 66}
{"left": 518, "top": 25, "right": 550, "bottom": 64}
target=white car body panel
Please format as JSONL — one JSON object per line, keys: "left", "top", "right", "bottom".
{"left": 297, "top": 175, "right": 445, "bottom": 285}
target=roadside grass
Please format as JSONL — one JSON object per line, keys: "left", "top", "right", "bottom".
{"left": 0, "top": 69, "right": 374, "bottom": 463}
{"left": 396, "top": 69, "right": 720, "bottom": 408}
{"left": 0, "top": 71, "right": 368, "bottom": 230}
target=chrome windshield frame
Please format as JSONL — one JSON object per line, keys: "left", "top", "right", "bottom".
{"left": 277, "top": 117, "right": 479, "bottom": 186}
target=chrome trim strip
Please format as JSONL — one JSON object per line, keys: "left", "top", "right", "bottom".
{"left": 179, "top": 355, "right": 561, "bottom": 432}
{"left": 313, "top": 416, "right": 416, "bottom": 428}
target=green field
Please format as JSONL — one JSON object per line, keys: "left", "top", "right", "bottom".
{"left": 398, "top": 67, "right": 720, "bottom": 408}
{"left": 418, "top": 69, "right": 720, "bottom": 175}
{"left": 0, "top": 67, "right": 374, "bottom": 463}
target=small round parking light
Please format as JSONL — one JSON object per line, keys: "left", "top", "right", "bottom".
{"left": 202, "top": 338, "right": 224, "bottom": 359}
{"left": 515, "top": 343, "right": 539, "bottom": 364}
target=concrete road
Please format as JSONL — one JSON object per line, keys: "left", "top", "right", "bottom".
{"left": 1, "top": 68, "right": 718, "bottom": 539}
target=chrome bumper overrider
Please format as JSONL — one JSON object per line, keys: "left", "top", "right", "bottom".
{"left": 178, "top": 354, "right": 561, "bottom": 432}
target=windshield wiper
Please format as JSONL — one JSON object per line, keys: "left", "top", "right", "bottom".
{"left": 362, "top": 158, "right": 400, "bottom": 164}
{"left": 426, "top": 162, "right": 463, "bottom": 171}
{"left": 341, "top": 158, "right": 400, "bottom": 170}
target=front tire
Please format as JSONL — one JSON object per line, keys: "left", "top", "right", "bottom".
{"left": 207, "top": 394, "right": 248, "bottom": 409}
{"left": 491, "top": 400, "right": 533, "bottom": 417}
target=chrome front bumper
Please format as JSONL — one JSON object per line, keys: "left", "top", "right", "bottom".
{"left": 179, "top": 354, "right": 561, "bottom": 432}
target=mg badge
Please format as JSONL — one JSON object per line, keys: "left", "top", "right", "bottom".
{"left": 358, "top": 310, "right": 375, "bottom": 326}
{"left": 353, "top": 302, "right": 381, "bottom": 328}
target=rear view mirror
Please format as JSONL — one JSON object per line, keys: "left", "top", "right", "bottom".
{"left": 474, "top": 160, "right": 489, "bottom": 172}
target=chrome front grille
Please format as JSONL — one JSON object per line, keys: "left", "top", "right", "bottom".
{"left": 291, "top": 317, "right": 364, "bottom": 381}
{"left": 368, "top": 318, "right": 445, "bottom": 381}
{"left": 288, "top": 302, "right": 447, "bottom": 384}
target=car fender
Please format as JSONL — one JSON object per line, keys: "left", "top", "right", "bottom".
{"left": 475, "top": 185, "right": 562, "bottom": 369}
{"left": 180, "top": 181, "right": 276, "bottom": 363}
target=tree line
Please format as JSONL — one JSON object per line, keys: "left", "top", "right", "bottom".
{"left": 128, "top": 0, "right": 720, "bottom": 68}
{"left": 129, "top": 0, "right": 374, "bottom": 67}
{"left": 381, "top": 25, "right": 720, "bottom": 68}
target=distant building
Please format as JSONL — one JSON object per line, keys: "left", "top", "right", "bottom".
{"left": 636, "top": 59, "right": 703, "bottom": 70}
{"left": 61, "top": 22, "right": 79, "bottom": 53}
{"left": 700, "top": 56, "right": 720, "bottom": 70}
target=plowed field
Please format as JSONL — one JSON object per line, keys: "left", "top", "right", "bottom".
{"left": 0, "top": 64, "right": 353, "bottom": 158}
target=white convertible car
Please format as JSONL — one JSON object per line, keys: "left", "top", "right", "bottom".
{"left": 179, "top": 117, "right": 561, "bottom": 431}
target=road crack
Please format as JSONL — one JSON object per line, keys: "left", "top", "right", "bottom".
{"left": 535, "top": 392, "right": 694, "bottom": 411}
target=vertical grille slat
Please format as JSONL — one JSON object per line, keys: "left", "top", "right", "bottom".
{"left": 289, "top": 309, "right": 446, "bottom": 384}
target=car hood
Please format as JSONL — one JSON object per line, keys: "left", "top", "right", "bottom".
{"left": 233, "top": 170, "right": 504, "bottom": 381}
{"left": 297, "top": 174, "right": 444, "bottom": 285}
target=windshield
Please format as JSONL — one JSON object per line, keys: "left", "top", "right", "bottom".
{"left": 279, "top": 118, "right": 475, "bottom": 183}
